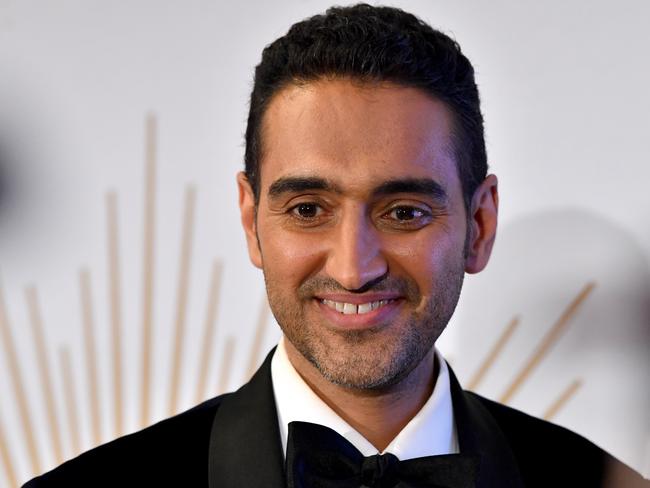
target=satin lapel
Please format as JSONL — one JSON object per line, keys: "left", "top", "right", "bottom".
{"left": 207, "top": 352, "right": 524, "bottom": 488}
{"left": 208, "top": 348, "right": 286, "bottom": 488}
{"left": 448, "top": 365, "right": 525, "bottom": 488}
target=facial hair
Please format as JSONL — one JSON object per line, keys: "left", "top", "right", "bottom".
{"left": 263, "top": 257, "right": 466, "bottom": 392}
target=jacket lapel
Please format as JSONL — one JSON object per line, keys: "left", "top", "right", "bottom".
{"left": 207, "top": 350, "right": 525, "bottom": 488}
{"left": 208, "top": 349, "right": 286, "bottom": 488}
{"left": 448, "top": 365, "right": 525, "bottom": 488}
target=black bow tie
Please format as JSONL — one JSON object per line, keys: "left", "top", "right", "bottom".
{"left": 286, "top": 421, "right": 478, "bottom": 488}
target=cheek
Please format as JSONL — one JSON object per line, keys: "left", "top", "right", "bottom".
{"left": 386, "top": 229, "right": 462, "bottom": 264}
{"left": 384, "top": 231, "right": 466, "bottom": 292}
{"left": 260, "top": 230, "right": 327, "bottom": 277}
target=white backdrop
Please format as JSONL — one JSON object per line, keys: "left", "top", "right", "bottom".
{"left": 0, "top": 1, "right": 648, "bottom": 486}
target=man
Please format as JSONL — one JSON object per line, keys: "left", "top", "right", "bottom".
{"left": 24, "top": 4, "right": 647, "bottom": 487}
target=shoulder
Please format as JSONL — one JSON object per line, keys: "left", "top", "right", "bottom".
{"left": 22, "top": 394, "right": 230, "bottom": 487}
{"left": 465, "top": 391, "right": 646, "bottom": 487}
{"left": 466, "top": 391, "right": 602, "bottom": 453}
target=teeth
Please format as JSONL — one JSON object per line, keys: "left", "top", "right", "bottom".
{"left": 322, "top": 299, "right": 392, "bottom": 315}
{"left": 357, "top": 303, "right": 372, "bottom": 314}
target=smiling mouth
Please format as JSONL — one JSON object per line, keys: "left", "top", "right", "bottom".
{"left": 320, "top": 298, "right": 396, "bottom": 315}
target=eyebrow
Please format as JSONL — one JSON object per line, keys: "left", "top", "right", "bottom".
{"left": 268, "top": 177, "right": 342, "bottom": 198}
{"left": 267, "top": 175, "right": 447, "bottom": 202}
{"left": 372, "top": 178, "right": 448, "bottom": 202}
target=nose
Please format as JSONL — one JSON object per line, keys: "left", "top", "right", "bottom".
{"left": 324, "top": 209, "right": 388, "bottom": 291}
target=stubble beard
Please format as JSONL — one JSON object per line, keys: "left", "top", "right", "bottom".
{"left": 264, "top": 260, "right": 466, "bottom": 392}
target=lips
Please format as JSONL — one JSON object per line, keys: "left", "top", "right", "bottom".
{"left": 321, "top": 298, "right": 395, "bottom": 315}
{"left": 314, "top": 295, "right": 401, "bottom": 330}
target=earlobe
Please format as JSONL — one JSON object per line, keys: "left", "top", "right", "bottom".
{"left": 237, "top": 172, "right": 263, "bottom": 269}
{"left": 464, "top": 174, "right": 498, "bottom": 274}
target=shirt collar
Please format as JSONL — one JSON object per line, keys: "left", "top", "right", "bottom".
{"left": 271, "top": 336, "right": 458, "bottom": 460}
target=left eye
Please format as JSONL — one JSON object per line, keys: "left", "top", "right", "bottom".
{"left": 388, "top": 206, "right": 426, "bottom": 221}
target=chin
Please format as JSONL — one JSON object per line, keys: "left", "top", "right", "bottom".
{"left": 303, "top": 333, "right": 432, "bottom": 392}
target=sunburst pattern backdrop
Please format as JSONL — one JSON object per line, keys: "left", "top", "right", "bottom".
{"left": 0, "top": 1, "right": 649, "bottom": 486}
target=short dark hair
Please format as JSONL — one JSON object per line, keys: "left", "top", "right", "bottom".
{"left": 244, "top": 3, "right": 487, "bottom": 210}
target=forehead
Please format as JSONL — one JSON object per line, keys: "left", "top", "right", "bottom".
{"left": 259, "top": 78, "right": 460, "bottom": 195}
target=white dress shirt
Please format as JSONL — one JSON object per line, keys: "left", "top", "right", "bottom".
{"left": 271, "top": 336, "right": 459, "bottom": 460}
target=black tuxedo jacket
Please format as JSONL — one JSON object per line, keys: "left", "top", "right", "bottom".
{"left": 24, "top": 349, "right": 646, "bottom": 487}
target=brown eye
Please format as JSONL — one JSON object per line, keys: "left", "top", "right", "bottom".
{"left": 390, "top": 206, "right": 423, "bottom": 221}
{"left": 293, "top": 203, "right": 320, "bottom": 218}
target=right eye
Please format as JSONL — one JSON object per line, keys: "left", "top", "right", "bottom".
{"left": 290, "top": 202, "right": 321, "bottom": 219}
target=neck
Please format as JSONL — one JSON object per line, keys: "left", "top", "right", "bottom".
{"left": 284, "top": 339, "right": 438, "bottom": 452}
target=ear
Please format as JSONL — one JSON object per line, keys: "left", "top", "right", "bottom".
{"left": 464, "top": 174, "right": 498, "bottom": 274}
{"left": 237, "top": 172, "right": 263, "bottom": 269}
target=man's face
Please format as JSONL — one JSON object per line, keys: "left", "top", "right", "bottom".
{"left": 239, "top": 78, "right": 484, "bottom": 390}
